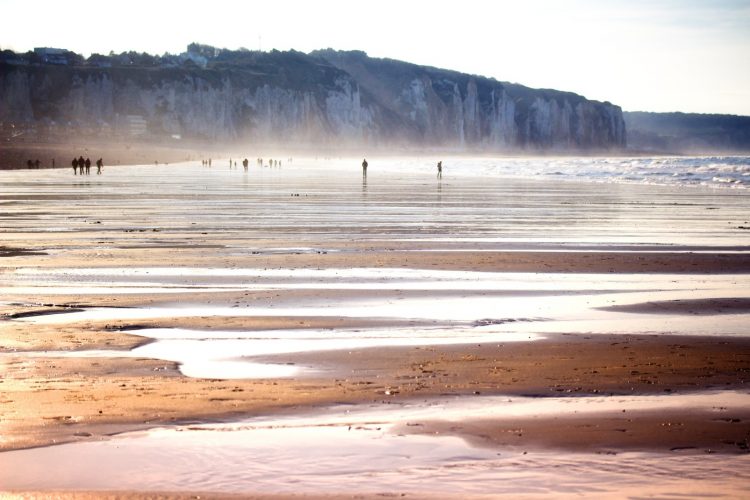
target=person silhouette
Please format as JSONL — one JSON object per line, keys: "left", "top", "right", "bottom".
{"left": 437, "top": 160, "right": 442, "bottom": 179}
{"left": 362, "top": 158, "right": 368, "bottom": 177}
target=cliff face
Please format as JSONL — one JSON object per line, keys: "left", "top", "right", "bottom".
{"left": 0, "top": 52, "right": 381, "bottom": 147}
{"left": 316, "top": 50, "right": 625, "bottom": 151}
{"left": 0, "top": 49, "right": 626, "bottom": 151}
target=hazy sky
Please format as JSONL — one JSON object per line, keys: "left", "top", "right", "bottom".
{"left": 2, "top": 0, "right": 749, "bottom": 115}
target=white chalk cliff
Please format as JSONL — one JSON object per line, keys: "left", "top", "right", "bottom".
{"left": 0, "top": 48, "right": 626, "bottom": 151}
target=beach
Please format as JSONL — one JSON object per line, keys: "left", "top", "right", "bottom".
{"left": 1, "top": 157, "right": 749, "bottom": 498}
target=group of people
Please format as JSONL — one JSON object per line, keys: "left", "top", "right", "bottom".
{"left": 71, "top": 156, "right": 103, "bottom": 175}
{"left": 240, "top": 158, "right": 283, "bottom": 168}
{"left": 256, "top": 158, "right": 282, "bottom": 168}
{"left": 202, "top": 157, "right": 288, "bottom": 170}
{"left": 19, "top": 155, "right": 444, "bottom": 178}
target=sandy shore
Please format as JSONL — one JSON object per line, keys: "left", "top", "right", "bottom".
{"left": 1, "top": 160, "right": 749, "bottom": 498}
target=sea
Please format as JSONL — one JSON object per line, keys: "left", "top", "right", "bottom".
{"left": 361, "top": 155, "right": 750, "bottom": 189}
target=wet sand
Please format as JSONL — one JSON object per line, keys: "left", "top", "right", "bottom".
{"left": 0, "top": 493, "right": 405, "bottom": 500}
{"left": 1, "top": 160, "right": 749, "bottom": 498}
{"left": 2, "top": 329, "right": 749, "bottom": 452}
{"left": 0, "top": 493, "right": 462, "bottom": 500}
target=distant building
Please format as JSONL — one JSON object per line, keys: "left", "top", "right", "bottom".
{"left": 34, "top": 47, "right": 68, "bottom": 65}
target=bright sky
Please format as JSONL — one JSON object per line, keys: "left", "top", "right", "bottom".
{"left": 2, "top": 0, "right": 749, "bottom": 115}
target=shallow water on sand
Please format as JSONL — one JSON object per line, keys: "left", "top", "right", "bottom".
{"left": 6, "top": 267, "right": 749, "bottom": 378}
{"left": 8, "top": 324, "right": 541, "bottom": 379}
{"left": 1, "top": 392, "right": 749, "bottom": 497}
{"left": 3, "top": 162, "right": 749, "bottom": 378}
{"left": 2, "top": 159, "right": 750, "bottom": 249}
{"left": 2, "top": 159, "right": 750, "bottom": 496}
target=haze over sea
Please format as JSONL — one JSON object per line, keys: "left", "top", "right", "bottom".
{"left": 375, "top": 155, "right": 750, "bottom": 189}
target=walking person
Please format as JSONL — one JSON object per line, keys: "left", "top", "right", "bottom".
{"left": 362, "top": 158, "right": 368, "bottom": 177}
{"left": 72, "top": 157, "right": 78, "bottom": 175}
{"left": 96, "top": 158, "right": 103, "bottom": 175}
{"left": 437, "top": 160, "right": 442, "bottom": 179}
{"left": 84, "top": 157, "right": 91, "bottom": 175}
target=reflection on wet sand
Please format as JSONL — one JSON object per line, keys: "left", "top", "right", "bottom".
{"left": 1, "top": 392, "right": 748, "bottom": 497}
{"left": 1, "top": 159, "right": 749, "bottom": 498}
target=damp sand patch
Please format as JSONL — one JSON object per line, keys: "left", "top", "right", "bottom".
{"left": 1, "top": 306, "right": 83, "bottom": 320}
{"left": 0, "top": 246, "right": 47, "bottom": 257}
